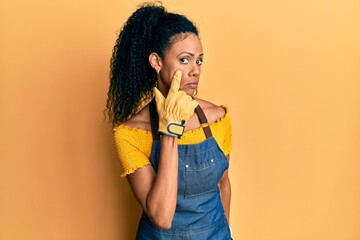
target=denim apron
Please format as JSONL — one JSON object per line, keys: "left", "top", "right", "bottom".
{"left": 135, "top": 100, "right": 231, "bottom": 240}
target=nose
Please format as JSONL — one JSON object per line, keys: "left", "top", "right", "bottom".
{"left": 189, "top": 62, "right": 200, "bottom": 77}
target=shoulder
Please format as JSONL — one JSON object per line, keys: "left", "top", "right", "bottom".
{"left": 114, "top": 105, "right": 151, "bottom": 132}
{"left": 113, "top": 105, "right": 152, "bottom": 159}
{"left": 195, "top": 98, "right": 226, "bottom": 124}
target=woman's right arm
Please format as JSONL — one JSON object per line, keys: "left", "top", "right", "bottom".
{"left": 125, "top": 70, "right": 197, "bottom": 229}
{"left": 126, "top": 135, "right": 178, "bottom": 229}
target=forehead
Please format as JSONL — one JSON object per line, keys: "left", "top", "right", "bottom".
{"left": 165, "top": 33, "right": 203, "bottom": 56}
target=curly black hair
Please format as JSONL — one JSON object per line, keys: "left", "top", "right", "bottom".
{"left": 106, "top": 2, "right": 199, "bottom": 126}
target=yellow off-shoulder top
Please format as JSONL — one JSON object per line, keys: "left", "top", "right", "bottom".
{"left": 113, "top": 106, "right": 233, "bottom": 177}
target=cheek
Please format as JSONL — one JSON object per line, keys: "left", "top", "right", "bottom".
{"left": 161, "top": 64, "right": 185, "bottom": 84}
{"left": 167, "top": 65, "right": 192, "bottom": 79}
{"left": 159, "top": 69, "right": 175, "bottom": 87}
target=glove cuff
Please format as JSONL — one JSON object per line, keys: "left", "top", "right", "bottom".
{"left": 159, "top": 120, "right": 186, "bottom": 138}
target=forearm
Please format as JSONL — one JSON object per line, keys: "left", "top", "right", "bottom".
{"left": 146, "top": 135, "right": 178, "bottom": 228}
{"left": 219, "top": 175, "right": 231, "bottom": 224}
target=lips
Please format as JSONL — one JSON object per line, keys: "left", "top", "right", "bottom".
{"left": 185, "top": 82, "right": 198, "bottom": 89}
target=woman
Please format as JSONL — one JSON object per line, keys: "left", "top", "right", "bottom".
{"left": 106, "top": 2, "right": 233, "bottom": 239}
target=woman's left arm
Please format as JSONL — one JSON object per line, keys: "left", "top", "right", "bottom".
{"left": 218, "top": 154, "right": 231, "bottom": 224}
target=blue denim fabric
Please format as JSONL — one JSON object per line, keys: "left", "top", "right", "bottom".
{"left": 136, "top": 137, "right": 231, "bottom": 240}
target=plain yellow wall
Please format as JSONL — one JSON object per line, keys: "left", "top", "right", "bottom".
{"left": 1, "top": 0, "right": 359, "bottom": 239}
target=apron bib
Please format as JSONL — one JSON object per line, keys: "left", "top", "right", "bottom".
{"left": 136, "top": 100, "right": 231, "bottom": 240}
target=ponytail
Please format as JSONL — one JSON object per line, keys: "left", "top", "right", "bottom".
{"left": 106, "top": 2, "right": 198, "bottom": 126}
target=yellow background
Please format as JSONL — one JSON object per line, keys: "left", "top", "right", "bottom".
{"left": 1, "top": 0, "right": 359, "bottom": 239}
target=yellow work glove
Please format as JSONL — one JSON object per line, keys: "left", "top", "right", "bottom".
{"left": 153, "top": 70, "right": 198, "bottom": 138}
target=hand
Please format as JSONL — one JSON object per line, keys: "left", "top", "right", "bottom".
{"left": 153, "top": 70, "right": 198, "bottom": 138}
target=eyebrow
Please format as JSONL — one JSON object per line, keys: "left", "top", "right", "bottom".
{"left": 177, "top": 51, "right": 204, "bottom": 57}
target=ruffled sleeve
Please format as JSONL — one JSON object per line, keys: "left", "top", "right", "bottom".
{"left": 113, "top": 125, "right": 152, "bottom": 177}
{"left": 112, "top": 106, "right": 233, "bottom": 178}
{"left": 210, "top": 106, "right": 233, "bottom": 156}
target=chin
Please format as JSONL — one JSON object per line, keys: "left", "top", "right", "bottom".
{"left": 184, "top": 89, "right": 196, "bottom": 96}
{"left": 179, "top": 86, "right": 197, "bottom": 97}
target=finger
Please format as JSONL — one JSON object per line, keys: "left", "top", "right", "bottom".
{"left": 187, "top": 99, "right": 199, "bottom": 112}
{"left": 190, "top": 99, "right": 199, "bottom": 109}
{"left": 153, "top": 87, "right": 165, "bottom": 104}
{"left": 168, "top": 70, "right": 182, "bottom": 95}
{"left": 183, "top": 99, "right": 199, "bottom": 119}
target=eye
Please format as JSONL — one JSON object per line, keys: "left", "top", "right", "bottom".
{"left": 196, "top": 59, "right": 203, "bottom": 65}
{"left": 179, "top": 58, "right": 189, "bottom": 64}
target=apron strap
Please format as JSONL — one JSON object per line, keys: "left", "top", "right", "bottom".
{"left": 194, "top": 105, "right": 213, "bottom": 138}
{"left": 149, "top": 98, "right": 213, "bottom": 140}
{"left": 149, "top": 98, "right": 160, "bottom": 141}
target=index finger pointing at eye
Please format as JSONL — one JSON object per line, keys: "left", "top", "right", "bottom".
{"left": 169, "top": 70, "right": 182, "bottom": 94}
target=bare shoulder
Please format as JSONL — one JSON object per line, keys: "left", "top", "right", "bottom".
{"left": 195, "top": 98, "right": 226, "bottom": 124}
{"left": 119, "top": 105, "right": 151, "bottom": 132}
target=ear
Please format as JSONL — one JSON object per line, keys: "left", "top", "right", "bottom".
{"left": 149, "top": 52, "right": 162, "bottom": 72}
